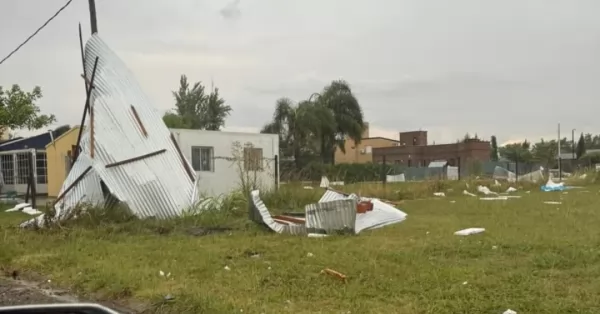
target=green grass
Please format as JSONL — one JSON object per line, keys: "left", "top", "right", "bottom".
{"left": 2, "top": 181, "right": 600, "bottom": 313}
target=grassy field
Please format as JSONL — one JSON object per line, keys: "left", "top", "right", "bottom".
{"left": 2, "top": 179, "right": 600, "bottom": 313}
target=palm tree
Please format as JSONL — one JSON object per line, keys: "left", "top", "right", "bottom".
{"left": 261, "top": 98, "right": 334, "bottom": 168}
{"left": 314, "top": 80, "right": 365, "bottom": 164}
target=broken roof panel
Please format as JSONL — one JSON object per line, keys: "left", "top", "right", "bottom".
{"left": 23, "top": 34, "right": 197, "bottom": 227}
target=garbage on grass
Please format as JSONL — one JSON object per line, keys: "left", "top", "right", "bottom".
{"left": 454, "top": 228, "right": 485, "bottom": 236}
{"left": 506, "top": 187, "right": 517, "bottom": 193}
{"left": 463, "top": 190, "right": 476, "bottom": 197}
{"left": 480, "top": 196, "right": 509, "bottom": 201}
{"left": 503, "top": 310, "right": 517, "bottom": 314}
{"left": 320, "top": 268, "right": 347, "bottom": 282}
{"left": 433, "top": 192, "right": 445, "bottom": 197}
{"left": 386, "top": 173, "right": 406, "bottom": 183}
{"left": 541, "top": 178, "right": 568, "bottom": 192}
{"left": 249, "top": 188, "right": 407, "bottom": 236}
{"left": 20, "top": 34, "right": 197, "bottom": 228}
{"left": 5, "top": 203, "right": 42, "bottom": 216}
{"left": 319, "top": 176, "right": 344, "bottom": 188}
{"left": 477, "top": 186, "right": 498, "bottom": 195}
{"left": 544, "top": 201, "right": 562, "bottom": 205}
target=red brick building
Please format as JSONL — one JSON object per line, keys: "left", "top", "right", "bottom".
{"left": 372, "top": 130, "right": 491, "bottom": 169}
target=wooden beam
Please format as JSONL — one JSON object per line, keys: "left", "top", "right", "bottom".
{"left": 52, "top": 166, "right": 93, "bottom": 207}
{"left": 90, "top": 104, "right": 95, "bottom": 158}
{"left": 105, "top": 149, "right": 166, "bottom": 169}
{"left": 130, "top": 105, "right": 148, "bottom": 137}
{"left": 170, "top": 133, "right": 195, "bottom": 182}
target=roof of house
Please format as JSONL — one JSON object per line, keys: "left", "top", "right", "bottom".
{"left": 361, "top": 136, "right": 400, "bottom": 143}
{"left": 0, "top": 132, "right": 54, "bottom": 151}
{"left": 45, "top": 126, "right": 81, "bottom": 148}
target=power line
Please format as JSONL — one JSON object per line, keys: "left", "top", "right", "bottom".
{"left": 0, "top": 0, "right": 74, "bottom": 66}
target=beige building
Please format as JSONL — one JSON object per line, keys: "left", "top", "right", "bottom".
{"left": 334, "top": 123, "right": 401, "bottom": 164}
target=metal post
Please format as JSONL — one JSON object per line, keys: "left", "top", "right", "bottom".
{"left": 88, "top": 0, "right": 98, "bottom": 34}
{"left": 558, "top": 123, "right": 562, "bottom": 181}
{"left": 29, "top": 150, "right": 36, "bottom": 209}
{"left": 274, "top": 155, "right": 279, "bottom": 191}
{"left": 382, "top": 155, "right": 387, "bottom": 185}
{"left": 73, "top": 57, "right": 99, "bottom": 164}
{"left": 572, "top": 128, "right": 576, "bottom": 160}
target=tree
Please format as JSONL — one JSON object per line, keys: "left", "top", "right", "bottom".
{"left": 576, "top": 133, "right": 586, "bottom": 159}
{"left": 499, "top": 140, "right": 532, "bottom": 163}
{"left": 314, "top": 80, "right": 365, "bottom": 164}
{"left": 261, "top": 98, "right": 334, "bottom": 168}
{"left": 0, "top": 85, "right": 55, "bottom": 137}
{"left": 162, "top": 75, "right": 232, "bottom": 130}
{"left": 204, "top": 87, "right": 231, "bottom": 131}
{"left": 490, "top": 135, "right": 499, "bottom": 161}
{"left": 531, "top": 139, "right": 558, "bottom": 169}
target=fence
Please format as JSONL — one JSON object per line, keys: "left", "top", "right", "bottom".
{"left": 0, "top": 149, "right": 47, "bottom": 195}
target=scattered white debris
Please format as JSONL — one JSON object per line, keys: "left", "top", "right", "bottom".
{"left": 462, "top": 281, "right": 468, "bottom": 285}
{"left": 5, "top": 203, "right": 42, "bottom": 215}
{"left": 307, "top": 252, "right": 314, "bottom": 257}
{"left": 492, "top": 245, "right": 498, "bottom": 250}
{"left": 319, "top": 176, "right": 344, "bottom": 188}
{"left": 433, "top": 192, "right": 445, "bottom": 197}
{"left": 450, "top": 200, "right": 456, "bottom": 203}
{"left": 480, "top": 196, "right": 509, "bottom": 201}
{"left": 159, "top": 270, "right": 171, "bottom": 278}
{"left": 493, "top": 180, "right": 501, "bottom": 186}
{"left": 544, "top": 201, "right": 562, "bottom": 205}
{"left": 506, "top": 187, "right": 517, "bottom": 193}
{"left": 303, "top": 186, "right": 314, "bottom": 190}
{"left": 503, "top": 309, "right": 517, "bottom": 314}
{"left": 224, "top": 266, "right": 231, "bottom": 271}
{"left": 386, "top": 173, "right": 406, "bottom": 183}
{"left": 463, "top": 190, "right": 476, "bottom": 197}
{"left": 477, "top": 186, "right": 498, "bottom": 195}
{"left": 454, "top": 228, "right": 485, "bottom": 236}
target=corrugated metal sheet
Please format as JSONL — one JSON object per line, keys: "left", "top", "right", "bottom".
{"left": 23, "top": 34, "right": 197, "bottom": 227}
{"left": 428, "top": 160, "right": 448, "bottom": 168}
{"left": 250, "top": 190, "right": 306, "bottom": 235}
{"left": 305, "top": 199, "right": 356, "bottom": 234}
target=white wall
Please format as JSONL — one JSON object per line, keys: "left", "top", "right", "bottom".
{"left": 169, "top": 129, "right": 279, "bottom": 197}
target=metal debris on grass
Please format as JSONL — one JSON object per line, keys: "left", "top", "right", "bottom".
{"left": 454, "top": 228, "right": 485, "bottom": 236}
{"left": 249, "top": 188, "right": 407, "bottom": 236}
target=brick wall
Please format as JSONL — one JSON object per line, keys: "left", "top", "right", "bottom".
{"left": 372, "top": 140, "right": 491, "bottom": 169}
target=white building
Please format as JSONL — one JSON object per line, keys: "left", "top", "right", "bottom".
{"left": 169, "top": 129, "right": 279, "bottom": 197}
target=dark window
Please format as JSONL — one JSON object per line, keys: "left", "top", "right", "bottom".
{"left": 191, "top": 146, "right": 214, "bottom": 172}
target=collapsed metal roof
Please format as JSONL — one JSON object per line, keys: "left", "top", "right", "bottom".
{"left": 22, "top": 34, "right": 197, "bottom": 227}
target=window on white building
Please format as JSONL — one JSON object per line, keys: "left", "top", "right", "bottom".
{"left": 191, "top": 146, "right": 214, "bottom": 172}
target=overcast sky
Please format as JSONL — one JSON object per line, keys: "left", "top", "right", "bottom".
{"left": 1, "top": 0, "right": 599, "bottom": 145}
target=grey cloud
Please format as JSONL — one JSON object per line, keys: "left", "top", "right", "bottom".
{"left": 220, "top": 0, "right": 241, "bottom": 20}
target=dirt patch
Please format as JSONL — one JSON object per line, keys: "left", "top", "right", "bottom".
{"left": 0, "top": 278, "right": 143, "bottom": 313}
{"left": 0, "top": 278, "right": 67, "bottom": 306}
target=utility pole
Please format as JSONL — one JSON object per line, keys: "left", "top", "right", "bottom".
{"left": 89, "top": 0, "right": 98, "bottom": 34}
{"left": 572, "top": 128, "right": 576, "bottom": 160}
{"left": 558, "top": 123, "right": 562, "bottom": 181}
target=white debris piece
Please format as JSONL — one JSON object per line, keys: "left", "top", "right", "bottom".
{"left": 493, "top": 180, "right": 501, "bottom": 186}
{"left": 463, "top": 190, "right": 476, "bottom": 197}
{"left": 21, "top": 34, "right": 197, "bottom": 228}
{"left": 544, "top": 201, "right": 562, "bottom": 205}
{"left": 506, "top": 187, "right": 517, "bottom": 193}
{"left": 5, "top": 203, "right": 42, "bottom": 215}
{"left": 454, "top": 228, "right": 485, "bottom": 236}
{"left": 480, "top": 196, "right": 509, "bottom": 201}
{"left": 503, "top": 310, "right": 517, "bottom": 314}
{"left": 433, "top": 192, "right": 445, "bottom": 197}
{"left": 386, "top": 173, "right": 406, "bottom": 183}
{"left": 477, "top": 186, "right": 498, "bottom": 195}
